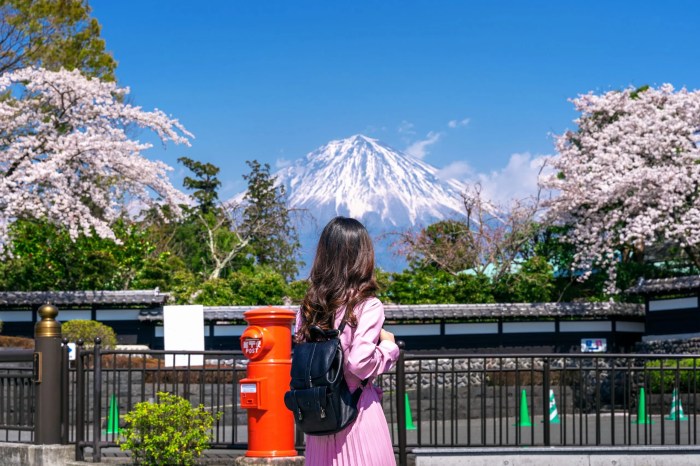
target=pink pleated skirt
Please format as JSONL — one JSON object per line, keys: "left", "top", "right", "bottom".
{"left": 304, "top": 384, "right": 396, "bottom": 466}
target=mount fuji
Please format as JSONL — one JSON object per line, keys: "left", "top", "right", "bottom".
{"left": 278, "top": 134, "right": 466, "bottom": 224}
{"left": 234, "top": 134, "right": 470, "bottom": 274}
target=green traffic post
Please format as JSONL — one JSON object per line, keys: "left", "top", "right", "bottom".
{"left": 632, "top": 387, "right": 654, "bottom": 425}
{"left": 405, "top": 393, "right": 416, "bottom": 430}
{"left": 514, "top": 389, "right": 532, "bottom": 427}
{"left": 105, "top": 394, "right": 120, "bottom": 435}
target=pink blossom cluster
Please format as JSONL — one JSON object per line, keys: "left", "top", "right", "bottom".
{"left": 542, "top": 84, "right": 700, "bottom": 293}
{"left": 0, "top": 67, "right": 192, "bottom": 253}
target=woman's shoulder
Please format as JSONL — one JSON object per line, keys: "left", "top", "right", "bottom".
{"left": 363, "top": 296, "right": 382, "bottom": 306}
{"left": 356, "top": 296, "right": 383, "bottom": 315}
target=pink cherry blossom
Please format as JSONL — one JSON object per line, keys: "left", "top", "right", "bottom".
{"left": 0, "top": 67, "right": 192, "bottom": 253}
{"left": 542, "top": 84, "right": 700, "bottom": 293}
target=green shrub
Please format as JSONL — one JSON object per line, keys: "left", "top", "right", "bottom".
{"left": 119, "top": 391, "right": 221, "bottom": 466}
{"left": 62, "top": 320, "right": 117, "bottom": 349}
{"left": 646, "top": 359, "right": 700, "bottom": 393}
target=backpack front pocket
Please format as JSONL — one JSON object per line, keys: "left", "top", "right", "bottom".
{"left": 284, "top": 386, "right": 339, "bottom": 434}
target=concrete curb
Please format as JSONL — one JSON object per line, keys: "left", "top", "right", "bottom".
{"left": 413, "top": 446, "right": 700, "bottom": 466}
{"left": 0, "top": 443, "right": 74, "bottom": 466}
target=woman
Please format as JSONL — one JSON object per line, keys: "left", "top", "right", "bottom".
{"left": 296, "top": 216, "right": 399, "bottom": 466}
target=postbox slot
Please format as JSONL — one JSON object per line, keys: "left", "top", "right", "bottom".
{"left": 240, "top": 378, "right": 263, "bottom": 410}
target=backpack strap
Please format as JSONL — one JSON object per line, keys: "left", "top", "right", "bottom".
{"left": 308, "top": 306, "right": 370, "bottom": 389}
{"left": 336, "top": 310, "right": 370, "bottom": 390}
{"left": 337, "top": 313, "right": 348, "bottom": 334}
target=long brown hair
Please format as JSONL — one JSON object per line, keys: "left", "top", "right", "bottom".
{"left": 297, "top": 217, "right": 377, "bottom": 342}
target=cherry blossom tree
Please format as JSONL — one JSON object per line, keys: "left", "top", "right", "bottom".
{"left": 542, "top": 84, "right": 700, "bottom": 293}
{"left": 0, "top": 67, "right": 192, "bottom": 253}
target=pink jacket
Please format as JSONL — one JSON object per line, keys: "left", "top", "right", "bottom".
{"left": 295, "top": 297, "right": 399, "bottom": 392}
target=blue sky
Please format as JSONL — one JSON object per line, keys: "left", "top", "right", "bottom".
{"left": 90, "top": 0, "right": 700, "bottom": 203}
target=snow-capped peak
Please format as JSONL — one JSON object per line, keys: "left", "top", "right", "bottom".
{"left": 276, "top": 134, "right": 466, "bottom": 227}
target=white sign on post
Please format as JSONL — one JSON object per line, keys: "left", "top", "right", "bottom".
{"left": 163, "top": 305, "right": 205, "bottom": 367}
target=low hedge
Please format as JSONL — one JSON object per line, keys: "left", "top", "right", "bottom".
{"left": 645, "top": 358, "right": 700, "bottom": 393}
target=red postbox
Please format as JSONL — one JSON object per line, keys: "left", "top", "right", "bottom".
{"left": 239, "top": 306, "right": 297, "bottom": 458}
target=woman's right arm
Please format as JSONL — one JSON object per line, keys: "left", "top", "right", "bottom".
{"left": 345, "top": 299, "right": 399, "bottom": 381}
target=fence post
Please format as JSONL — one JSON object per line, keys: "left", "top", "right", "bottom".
{"left": 93, "top": 338, "right": 103, "bottom": 462}
{"left": 396, "top": 340, "right": 407, "bottom": 466}
{"left": 61, "top": 337, "right": 69, "bottom": 444}
{"left": 34, "top": 303, "right": 63, "bottom": 445}
{"left": 543, "top": 357, "right": 550, "bottom": 447}
{"left": 75, "top": 339, "right": 85, "bottom": 461}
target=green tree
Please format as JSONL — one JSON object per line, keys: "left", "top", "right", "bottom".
{"left": 193, "top": 267, "right": 288, "bottom": 306}
{"left": 142, "top": 159, "right": 303, "bottom": 303}
{"left": 143, "top": 159, "right": 248, "bottom": 283}
{"left": 178, "top": 157, "right": 221, "bottom": 214}
{"left": 380, "top": 266, "right": 458, "bottom": 304}
{"left": 0, "top": 0, "right": 116, "bottom": 80}
{"left": 493, "top": 256, "right": 555, "bottom": 303}
{"left": 452, "top": 273, "right": 496, "bottom": 303}
{"left": 192, "top": 278, "right": 236, "bottom": 306}
{"left": 165, "top": 159, "right": 300, "bottom": 283}
{"left": 130, "top": 252, "right": 196, "bottom": 296}
{"left": 242, "top": 160, "right": 302, "bottom": 281}
{"left": 0, "top": 218, "right": 153, "bottom": 291}
{"left": 286, "top": 279, "right": 309, "bottom": 305}
{"left": 228, "top": 266, "right": 288, "bottom": 305}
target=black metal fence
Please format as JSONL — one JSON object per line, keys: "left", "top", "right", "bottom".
{"left": 71, "top": 341, "right": 249, "bottom": 461}
{"left": 44, "top": 342, "right": 700, "bottom": 462}
{"left": 0, "top": 350, "right": 35, "bottom": 443}
{"left": 396, "top": 352, "right": 700, "bottom": 450}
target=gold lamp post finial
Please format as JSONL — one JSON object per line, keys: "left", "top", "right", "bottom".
{"left": 35, "top": 303, "right": 61, "bottom": 338}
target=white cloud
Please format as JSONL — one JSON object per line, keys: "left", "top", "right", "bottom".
{"left": 448, "top": 118, "right": 470, "bottom": 128}
{"left": 405, "top": 131, "right": 442, "bottom": 159}
{"left": 470, "top": 153, "right": 553, "bottom": 206}
{"left": 437, "top": 160, "right": 473, "bottom": 180}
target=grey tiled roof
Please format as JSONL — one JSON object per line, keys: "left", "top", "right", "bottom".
{"left": 626, "top": 276, "right": 700, "bottom": 295}
{"left": 0, "top": 290, "right": 170, "bottom": 307}
{"left": 382, "top": 302, "right": 643, "bottom": 319}
{"left": 136, "top": 302, "right": 644, "bottom": 321}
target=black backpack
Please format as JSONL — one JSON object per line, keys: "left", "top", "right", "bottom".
{"left": 284, "top": 316, "right": 367, "bottom": 436}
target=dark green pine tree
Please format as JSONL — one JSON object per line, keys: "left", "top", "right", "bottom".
{"left": 178, "top": 157, "right": 221, "bottom": 214}
{"left": 242, "top": 160, "right": 302, "bottom": 281}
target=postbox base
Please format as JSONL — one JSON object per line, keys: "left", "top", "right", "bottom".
{"left": 235, "top": 454, "right": 305, "bottom": 465}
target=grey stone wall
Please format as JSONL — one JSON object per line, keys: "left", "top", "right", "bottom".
{"left": 635, "top": 337, "right": 700, "bottom": 354}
